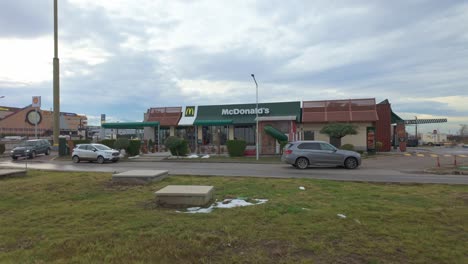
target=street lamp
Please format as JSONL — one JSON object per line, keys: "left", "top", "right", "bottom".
{"left": 53, "top": 0, "right": 61, "bottom": 147}
{"left": 251, "top": 74, "right": 259, "bottom": 161}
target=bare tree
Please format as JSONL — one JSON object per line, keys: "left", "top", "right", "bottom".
{"left": 460, "top": 124, "right": 467, "bottom": 137}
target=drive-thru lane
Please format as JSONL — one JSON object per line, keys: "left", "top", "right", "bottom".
{"left": 1, "top": 155, "right": 467, "bottom": 184}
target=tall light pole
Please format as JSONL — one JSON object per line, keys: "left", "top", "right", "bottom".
{"left": 251, "top": 74, "right": 259, "bottom": 160}
{"left": 414, "top": 116, "right": 418, "bottom": 146}
{"left": 53, "top": 0, "right": 60, "bottom": 146}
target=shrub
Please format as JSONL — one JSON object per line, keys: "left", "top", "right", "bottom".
{"left": 72, "top": 140, "right": 91, "bottom": 148}
{"left": 376, "top": 141, "right": 383, "bottom": 151}
{"left": 148, "top": 139, "right": 154, "bottom": 152}
{"left": 164, "top": 136, "right": 188, "bottom": 156}
{"left": 226, "top": 140, "right": 247, "bottom": 157}
{"left": 100, "top": 139, "right": 116, "bottom": 149}
{"left": 177, "top": 140, "right": 189, "bottom": 156}
{"left": 114, "top": 138, "right": 130, "bottom": 150}
{"left": 127, "top": 140, "right": 141, "bottom": 156}
{"left": 279, "top": 141, "right": 288, "bottom": 153}
{"left": 0, "top": 144, "right": 5, "bottom": 154}
{"left": 340, "top": 144, "right": 354, "bottom": 151}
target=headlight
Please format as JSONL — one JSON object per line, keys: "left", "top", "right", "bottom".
{"left": 10, "top": 150, "right": 13, "bottom": 153}
{"left": 26, "top": 150, "right": 30, "bottom": 152}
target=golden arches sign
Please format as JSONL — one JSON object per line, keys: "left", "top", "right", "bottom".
{"left": 185, "top": 106, "right": 195, "bottom": 117}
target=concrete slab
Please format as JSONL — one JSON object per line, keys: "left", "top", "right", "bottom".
{"left": 112, "top": 170, "right": 168, "bottom": 184}
{"left": 155, "top": 185, "right": 214, "bottom": 206}
{"left": 0, "top": 169, "right": 27, "bottom": 178}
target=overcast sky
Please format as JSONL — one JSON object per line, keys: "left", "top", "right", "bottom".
{"left": 1, "top": 0, "right": 467, "bottom": 134}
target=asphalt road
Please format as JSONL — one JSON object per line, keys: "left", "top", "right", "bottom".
{"left": 1, "top": 152, "right": 467, "bottom": 184}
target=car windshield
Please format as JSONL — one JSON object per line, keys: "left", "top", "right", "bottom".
{"left": 20, "top": 141, "right": 37, "bottom": 147}
{"left": 94, "top": 144, "right": 111, "bottom": 150}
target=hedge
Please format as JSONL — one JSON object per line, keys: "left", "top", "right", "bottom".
{"left": 72, "top": 140, "right": 91, "bottom": 146}
{"left": 340, "top": 144, "right": 355, "bottom": 151}
{"left": 164, "top": 136, "right": 189, "bottom": 156}
{"left": 100, "top": 139, "right": 116, "bottom": 149}
{"left": 127, "top": 140, "right": 141, "bottom": 156}
{"left": 114, "top": 138, "right": 130, "bottom": 150}
{"left": 226, "top": 140, "right": 247, "bottom": 157}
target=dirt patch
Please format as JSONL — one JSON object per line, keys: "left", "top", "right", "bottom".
{"left": 261, "top": 240, "right": 292, "bottom": 258}
{"left": 455, "top": 192, "right": 468, "bottom": 205}
{"left": 0, "top": 236, "right": 43, "bottom": 253}
{"left": 335, "top": 253, "right": 368, "bottom": 264}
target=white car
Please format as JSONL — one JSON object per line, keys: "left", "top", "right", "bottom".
{"left": 72, "top": 143, "right": 120, "bottom": 164}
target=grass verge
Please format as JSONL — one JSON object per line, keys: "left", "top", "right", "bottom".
{"left": 0, "top": 170, "right": 467, "bottom": 263}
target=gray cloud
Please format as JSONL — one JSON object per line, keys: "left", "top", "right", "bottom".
{"left": 1, "top": 0, "right": 467, "bottom": 132}
{"left": 0, "top": 0, "right": 52, "bottom": 38}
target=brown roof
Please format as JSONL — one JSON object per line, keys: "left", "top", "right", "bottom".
{"left": 147, "top": 107, "right": 182, "bottom": 126}
{"left": 302, "top": 98, "right": 379, "bottom": 123}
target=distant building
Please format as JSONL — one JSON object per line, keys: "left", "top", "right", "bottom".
{"left": 0, "top": 104, "right": 87, "bottom": 138}
{"left": 419, "top": 131, "right": 448, "bottom": 145}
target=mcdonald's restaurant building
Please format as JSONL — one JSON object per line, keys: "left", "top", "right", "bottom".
{"left": 143, "top": 98, "right": 403, "bottom": 154}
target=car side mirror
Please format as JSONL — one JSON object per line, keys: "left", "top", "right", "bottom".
{"left": 93, "top": 148, "right": 97, "bottom": 152}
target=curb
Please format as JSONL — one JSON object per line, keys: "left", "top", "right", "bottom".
{"left": 424, "top": 168, "right": 468, "bottom": 175}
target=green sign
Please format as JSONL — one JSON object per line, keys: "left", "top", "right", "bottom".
{"left": 195, "top": 101, "right": 301, "bottom": 124}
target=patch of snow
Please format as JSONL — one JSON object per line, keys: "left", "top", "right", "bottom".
{"left": 187, "top": 154, "right": 199, "bottom": 158}
{"left": 201, "top": 155, "right": 210, "bottom": 159}
{"left": 337, "top": 214, "right": 347, "bottom": 219}
{"left": 299, "top": 186, "right": 305, "bottom": 190}
{"left": 180, "top": 198, "right": 268, "bottom": 213}
{"left": 128, "top": 155, "right": 140, "bottom": 159}
{"left": 119, "top": 149, "right": 127, "bottom": 158}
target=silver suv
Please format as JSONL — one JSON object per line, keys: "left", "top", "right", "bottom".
{"left": 10, "top": 139, "right": 51, "bottom": 160}
{"left": 281, "top": 140, "right": 361, "bottom": 169}
{"left": 72, "top": 144, "right": 120, "bottom": 164}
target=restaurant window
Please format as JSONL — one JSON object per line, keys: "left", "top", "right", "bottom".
{"left": 202, "top": 126, "right": 228, "bottom": 145}
{"left": 177, "top": 126, "right": 196, "bottom": 147}
{"left": 234, "top": 125, "right": 255, "bottom": 145}
{"left": 304, "top": 131, "right": 315, "bottom": 140}
{"left": 159, "top": 127, "right": 170, "bottom": 144}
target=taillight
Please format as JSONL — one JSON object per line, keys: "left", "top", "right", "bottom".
{"left": 285, "top": 150, "right": 292, "bottom": 155}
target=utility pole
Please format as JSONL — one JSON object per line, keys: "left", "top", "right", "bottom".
{"left": 251, "top": 74, "right": 259, "bottom": 161}
{"left": 53, "top": 0, "right": 60, "bottom": 146}
{"left": 415, "top": 116, "right": 418, "bottom": 146}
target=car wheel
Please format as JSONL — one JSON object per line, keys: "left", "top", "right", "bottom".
{"left": 72, "top": 156, "right": 80, "bottom": 163}
{"left": 30, "top": 151, "right": 36, "bottom": 159}
{"left": 45, "top": 148, "right": 51, "bottom": 155}
{"left": 344, "top": 157, "right": 358, "bottom": 169}
{"left": 97, "top": 156, "right": 105, "bottom": 164}
{"left": 295, "top": 157, "right": 309, "bottom": 169}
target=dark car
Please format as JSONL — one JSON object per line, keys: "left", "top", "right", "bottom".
{"left": 281, "top": 140, "right": 361, "bottom": 169}
{"left": 10, "top": 139, "right": 51, "bottom": 160}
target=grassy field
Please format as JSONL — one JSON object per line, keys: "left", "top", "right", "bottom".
{"left": 0, "top": 171, "right": 467, "bottom": 263}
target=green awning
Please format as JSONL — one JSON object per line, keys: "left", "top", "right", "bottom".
{"left": 193, "top": 120, "right": 233, "bottom": 126}
{"left": 264, "top": 125, "right": 288, "bottom": 142}
{"left": 102, "top": 121, "right": 160, "bottom": 129}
